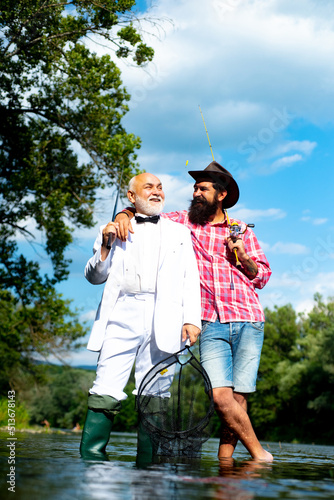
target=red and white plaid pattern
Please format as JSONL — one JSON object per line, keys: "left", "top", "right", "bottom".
{"left": 162, "top": 210, "right": 271, "bottom": 323}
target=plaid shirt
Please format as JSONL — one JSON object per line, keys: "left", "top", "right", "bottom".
{"left": 162, "top": 210, "right": 271, "bottom": 323}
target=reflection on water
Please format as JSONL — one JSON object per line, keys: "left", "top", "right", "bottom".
{"left": 1, "top": 430, "right": 334, "bottom": 499}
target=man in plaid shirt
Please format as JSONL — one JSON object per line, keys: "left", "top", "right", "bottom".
{"left": 116, "top": 161, "right": 273, "bottom": 462}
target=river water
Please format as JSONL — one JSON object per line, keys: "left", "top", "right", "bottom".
{"left": 1, "top": 430, "right": 334, "bottom": 499}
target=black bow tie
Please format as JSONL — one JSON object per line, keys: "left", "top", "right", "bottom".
{"left": 135, "top": 215, "right": 160, "bottom": 224}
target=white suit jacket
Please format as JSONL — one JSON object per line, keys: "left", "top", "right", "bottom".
{"left": 85, "top": 217, "right": 202, "bottom": 353}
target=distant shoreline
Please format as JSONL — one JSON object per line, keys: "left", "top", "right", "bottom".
{"left": 0, "top": 425, "right": 82, "bottom": 434}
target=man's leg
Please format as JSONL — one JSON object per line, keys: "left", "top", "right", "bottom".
{"left": 81, "top": 294, "right": 145, "bottom": 459}
{"left": 200, "top": 320, "right": 273, "bottom": 461}
{"left": 216, "top": 321, "right": 272, "bottom": 461}
{"left": 218, "top": 391, "right": 247, "bottom": 458}
{"left": 132, "top": 294, "right": 174, "bottom": 463}
{"left": 214, "top": 387, "right": 272, "bottom": 460}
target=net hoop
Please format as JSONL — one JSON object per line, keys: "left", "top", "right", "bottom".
{"left": 137, "top": 346, "right": 215, "bottom": 442}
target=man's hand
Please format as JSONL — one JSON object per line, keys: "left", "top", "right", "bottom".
{"left": 226, "top": 236, "right": 247, "bottom": 260}
{"left": 182, "top": 324, "right": 201, "bottom": 346}
{"left": 114, "top": 212, "right": 134, "bottom": 241}
{"left": 101, "top": 222, "right": 118, "bottom": 261}
{"left": 226, "top": 236, "right": 258, "bottom": 279}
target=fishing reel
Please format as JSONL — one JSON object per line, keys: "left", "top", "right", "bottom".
{"left": 229, "top": 222, "right": 255, "bottom": 241}
{"left": 228, "top": 222, "right": 255, "bottom": 267}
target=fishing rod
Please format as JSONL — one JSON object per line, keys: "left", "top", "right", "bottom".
{"left": 106, "top": 167, "right": 125, "bottom": 249}
{"left": 199, "top": 105, "right": 215, "bottom": 162}
{"left": 198, "top": 105, "right": 254, "bottom": 267}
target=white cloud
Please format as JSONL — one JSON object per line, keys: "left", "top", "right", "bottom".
{"left": 68, "top": 349, "right": 99, "bottom": 368}
{"left": 80, "top": 309, "right": 96, "bottom": 322}
{"left": 159, "top": 173, "right": 194, "bottom": 211}
{"left": 253, "top": 139, "right": 317, "bottom": 175}
{"left": 301, "top": 216, "right": 328, "bottom": 225}
{"left": 80, "top": 0, "right": 334, "bottom": 179}
{"left": 295, "top": 298, "right": 316, "bottom": 315}
{"left": 55, "top": 348, "right": 99, "bottom": 368}
{"left": 269, "top": 242, "right": 309, "bottom": 255}
{"left": 273, "top": 140, "right": 317, "bottom": 156}
{"left": 269, "top": 154, "right": 303, "bottom": 172}
{"left": 231, "top": 205, "right": 287, "bottom": 221}
{"left": 313, "top": 218, "right": 328, "bottom": 226}
{"left": 261, "top": 271, "right": 334, "bottom": 311}
{"left": 146, "top": 2, "right": 333, "bottom": 139}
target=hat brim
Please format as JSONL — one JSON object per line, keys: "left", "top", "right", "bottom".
{"left": 188, "top": 170, "right": 239, "bottom": 208}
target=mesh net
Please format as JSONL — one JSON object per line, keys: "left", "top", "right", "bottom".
{"left": 137, "top": 347, "right": 215, "bottom": 458}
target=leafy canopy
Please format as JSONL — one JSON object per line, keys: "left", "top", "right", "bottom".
{"left": 249, "top": 294, "right": 334, "bottom": 444}
{"left": 0, "top": 0, "right": 154, "bottom": 280}
{"left": 0, "top": 0, "right": 155, "bottom": 391}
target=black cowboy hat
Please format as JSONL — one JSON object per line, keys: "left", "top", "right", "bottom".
{"left": 188, "top": 161, "right": 239, "bottom": 208}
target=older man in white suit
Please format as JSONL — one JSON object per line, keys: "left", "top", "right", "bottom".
{"left": 80, "top": 173, "right": 201, "bottom": 459}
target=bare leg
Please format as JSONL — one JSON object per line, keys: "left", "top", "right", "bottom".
{"left": 218, "top": 392, "right": 247, "bottom": 458}
{"left": 213, "top": 387, "right": 273, "bottom": 462}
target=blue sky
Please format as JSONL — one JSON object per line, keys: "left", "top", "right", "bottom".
{"left": 22, "top": 0, "right": 334, "bottom": 366}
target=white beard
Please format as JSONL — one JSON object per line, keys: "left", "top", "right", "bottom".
{"left": 134, "top": 195, "right": 165, "bottom": 216}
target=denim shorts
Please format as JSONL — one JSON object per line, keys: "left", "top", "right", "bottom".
{"left": 199, "top": 320, "right": 264, "bottom": 393}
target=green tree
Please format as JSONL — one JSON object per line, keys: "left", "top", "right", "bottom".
{"left": 24, "top": 365, "right": 96, "bottom": 428}
{"left": 249, "top": 295, "right": 334, "bottom": 444}
{"left": 275, "top": 294, "right": 334, "bottom": 443}
{"left": 0, "top": 0, "right": 154, "bottom": 392}
{"left": 23, "top": 364, "right": 137, "bottom": 431}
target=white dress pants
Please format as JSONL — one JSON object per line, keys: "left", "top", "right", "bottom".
{"left": 89, "top": 293, "right": 174, "bottom": 401}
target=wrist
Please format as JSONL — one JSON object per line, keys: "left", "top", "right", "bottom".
{"left": 239, "top": 253, "right": 250, "bottom": 263}
{"left": 115, "top": 210, "right": 130, "bottom": 219}
{"left": 122, "top": 207, "right": 135, "bottom": 219}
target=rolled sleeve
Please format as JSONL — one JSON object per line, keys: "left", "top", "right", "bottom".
{"left": 84, "top": 225, "right": 112, "bottom": 285}
{"left": 244, "top": 230, "right": 272, "bottom": 289}
{"left": 252, "top": 259, "right": 272, "bottom": 289}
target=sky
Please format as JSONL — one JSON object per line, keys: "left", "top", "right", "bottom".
{"left": 24, "top": 0, "right": 334, "bottom": 366}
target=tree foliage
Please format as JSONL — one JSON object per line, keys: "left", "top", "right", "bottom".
{"left": 21, "top": 365, "right": 96, "bottom": 429}
{"left": 0, "top": 1, "right": 154, "bottom": 392}
{"left": 16, "top": 364, "right": 138, "bottom": 431}
{"left": 0, "top": 0, "right": 154, "bottom": 280}
{"left": 249, "top": 294, "right": 334, "bottom": 444}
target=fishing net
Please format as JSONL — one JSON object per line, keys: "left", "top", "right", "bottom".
{"left": 137, "top": 347, "right": 215, "bottom": 458}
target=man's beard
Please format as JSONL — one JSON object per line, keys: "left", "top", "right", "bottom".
{"left": 134, "top": 195, "right": 165, "bottom": 216}
{"left": 188, "top": 195, "right": 220, "bottom": 225}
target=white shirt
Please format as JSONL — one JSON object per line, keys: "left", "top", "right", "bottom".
{"left": 121, "top": 214, "right": 161, "bottom": 294}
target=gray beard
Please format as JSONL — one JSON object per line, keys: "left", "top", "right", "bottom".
{"left": 134, "top": 196, "right": 165, "bottom": 216}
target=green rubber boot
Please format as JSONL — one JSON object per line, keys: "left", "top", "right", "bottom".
{"left": 136, "top": 419, "right": 158, "bottom": 467}
{"left": 136, "top": 396, "right": 169, "bottom": 467}
{"left": 80, "top": 394, "right": 122, "bottom": 460}
{"left": 80, "top": 409, "right": 113, "bottom": 460}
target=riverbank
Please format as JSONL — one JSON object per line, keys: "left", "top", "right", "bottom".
{"left": 0, "top": 425, "right": 82, "bottom": 435}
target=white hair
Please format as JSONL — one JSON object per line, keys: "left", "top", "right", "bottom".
{"left": 128, "top": 176, "right": 136, "bottom": 192}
